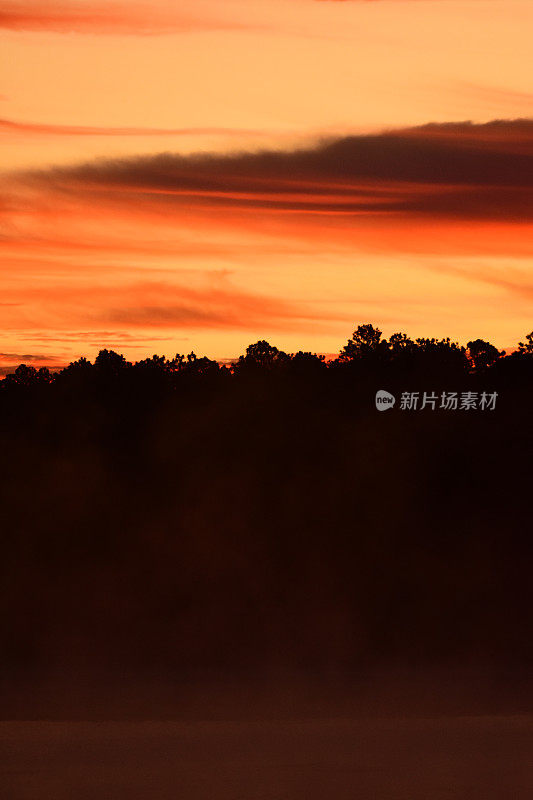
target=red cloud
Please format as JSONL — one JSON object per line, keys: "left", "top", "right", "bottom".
{"left": 0, "top": 1, "right": 251, "bottom": 35}
{"left": 0, "top": 118, "right": 260, "bottom": 138}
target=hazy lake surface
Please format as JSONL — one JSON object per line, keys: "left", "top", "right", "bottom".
{"left": 1, "top": 716, "right": 532, "bottom": 799}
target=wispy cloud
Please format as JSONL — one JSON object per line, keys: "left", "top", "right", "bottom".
{"left": 0, "top": 1, "right": 254, "bottom": 35}
{"left": 101, "top": 282, "right": 338, "bottom": 331}
{"left": 454, "top": 83, "right": 533, "bottom": 110}
{"left": 0, "top": 118, "right": 261, "bottom": 138}
{"left": 0, "top": 275, "right": 344, "bottom": 336}
{"left": 0, "top": 351, "right": 60, "bottom": 361}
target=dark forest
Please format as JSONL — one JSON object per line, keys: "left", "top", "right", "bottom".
{"left": 1, "top": 325, "right": 532, "bottom": 717}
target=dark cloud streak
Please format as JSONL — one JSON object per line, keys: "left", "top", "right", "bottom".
{"left": 0, "top": 351, "right": 60, "bottom": 361}
{"left": 27, "top": 119, "right": 533, "bottom": 223}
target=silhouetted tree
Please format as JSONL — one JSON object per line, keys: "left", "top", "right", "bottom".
{"left": 61, "top": 356, "right": 93, "bottom": 374}
{"left": 410, "top": 337, "right": 468, "bottom": 377}
{"left": 3, "top": 363, "right": 51, "bottom": 387}
{"left": 234, "top": 340, "right": 289, "bottom": 371}
{"left": 288, "top": 351, "right": 327, "bottom": 374}
{"left": 517, "top": 332, "right": 533, "bottom": 356}
{"left": 467, "top": 339, "right": 503, "bottom": 371}
{"left": 94, "top": 349, "right": 131, "bottom": 374}
{"left": 388, "top": 332, "right": 416, "bottom": 358}
{"left": 184, "top": 354, "right": 221, "bottom": 376}
{"left": 135, "top": 354, "right": 168, "bottom": 372}
{"left": 338, "top": 324, "right": 385, "bottom": 362}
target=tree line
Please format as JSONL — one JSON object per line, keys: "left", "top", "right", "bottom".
{"left": 2, "top": 324, "right": 532, "bottom": 390}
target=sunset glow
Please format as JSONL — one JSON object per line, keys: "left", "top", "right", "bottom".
{"left": 1, "top": 0, "right": 532, "bottom": 371}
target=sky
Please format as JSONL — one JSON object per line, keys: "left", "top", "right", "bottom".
{"left": 1, "top": 0, "right": 532, "bottom": 369}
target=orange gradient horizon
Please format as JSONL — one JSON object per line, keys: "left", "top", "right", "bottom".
{"left": 1, "top": 0, "right": 532, "bottom": 372}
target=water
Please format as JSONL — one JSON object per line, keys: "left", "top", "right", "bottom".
{"left": 1, "top": 716, "right": 532, "bottom": 799}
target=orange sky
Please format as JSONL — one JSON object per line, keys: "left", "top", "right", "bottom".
{"left": 1, "top": 0, "right": 532, "bottom": 370}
